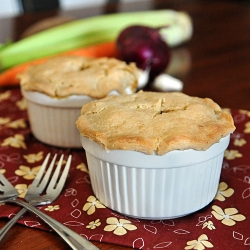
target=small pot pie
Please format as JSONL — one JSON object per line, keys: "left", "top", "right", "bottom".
{"left": 76, "top": 91, "right": 235, "bottom": 219}
{"left": 19, "top": 55, "right": 139, "bottom": 148}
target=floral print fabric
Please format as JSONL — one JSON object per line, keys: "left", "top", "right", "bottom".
{"left": 0, "top": 88, "right": 250, "bottom": 249}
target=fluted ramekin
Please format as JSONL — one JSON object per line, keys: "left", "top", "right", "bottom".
{"left": 80, "top": 134, "right": 230, "bottom": 219}
{"left": 22, "top": 90, "right": 94, "bottom": 147}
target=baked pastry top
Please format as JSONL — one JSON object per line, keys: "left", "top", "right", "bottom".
{"left": 19, "top": 56, "right": 138, "bottom": 98}
{"left": 76, "top": 91, "right": 235, "bottom": 155}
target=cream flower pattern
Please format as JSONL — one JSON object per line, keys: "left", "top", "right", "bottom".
{"left": 244, "top": 121, "right": 250, "bottom": 133}
{"left": 23, "top": 152, "right": 44, "bottom": 163}
{"left": 45, "top": 205, "right": 60, "bottom": 212}
{"left": 0, "top": 91, "right": 11, "bottom": 102}
{"left": 185, "top": 234, "right": 213, "bottom": 249}
{"left": 224, "top": 150, "right": 242, "bottom": 160}
{"left": 202, "top": 221, "right": 215, "bottom": 230}
{"left": 15, "top": 165, "right": 41, "bottom": 180}
{"left": 7, "top": 119, "right": 26, "bottom": 129}
{"left": 76, "top": 163, "right": 89, "bottom": 173}
{"left": 1, "top": 134, "right": 27, "bottom": 149}
{"left": 16, "top": 98, "right": 27, "bottom": 110}
{"left": 0, "top": 169, "right": 6, "bottom": 174}
{"left": 214, "top": 182, "right": 234, "bottom": 201}
{"left": 211, "top": 205, "right": 246, "bottom": 226}
{"left": 233, "top": 138, "right": 246, "bottom": 147}
{"left": 104, "top": 217, "right": 137, "bottom": 236}
{"left": 86, "top": 219, "right": 101, "bottom": 229}
{"left": 15, "top": 184, "right": 29, "bottom": 198}
{"left": 239, "top": 109, "right": 250, "bottom": 117}
{"left": 83, "top": 196, "right": 106, "bottom": 215}
{"left": 56, "top": 159, "right": 67, "bottom": 166}
{"left": 0, "top": 117, "right": 10, "bottom": 126}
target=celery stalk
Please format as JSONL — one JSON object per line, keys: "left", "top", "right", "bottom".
{"left": 0, "top": 31, "right": 111, "bottom": 68}
{"left": 0, "top": 10, "right": 192, "bottom": 71}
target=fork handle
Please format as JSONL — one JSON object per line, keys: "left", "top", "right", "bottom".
{"left": 6, "top": 200, "right": 99, "bottom": 250}
{"left": 0, "top": 207, "right": 27, "bottom": 242}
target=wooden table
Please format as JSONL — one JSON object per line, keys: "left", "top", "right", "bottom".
{"left": 1, "top": 0, "right": 250, "bottom": 249}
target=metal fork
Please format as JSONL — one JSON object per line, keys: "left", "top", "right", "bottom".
{"left": 0, "top": 153, "right": 68, "bottom": 240}
{"left": 0, "top": 154, "right": 99, "bottom": 250}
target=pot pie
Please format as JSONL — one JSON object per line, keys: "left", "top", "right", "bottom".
{"left": 19, "top": 55, "right": 139, "bottom": 98}
{"left": 76, "top": 91, "right": 235, "bottom": 219}
{"left": 76, "top": 91, "right": 235, "bottom": 155}
{"left": 18, "top": 55, "right": 139, "bottom": 148}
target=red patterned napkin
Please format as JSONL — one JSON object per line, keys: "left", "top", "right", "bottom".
{"left": 0, "top": 87, "right": 250, "bottom": 249}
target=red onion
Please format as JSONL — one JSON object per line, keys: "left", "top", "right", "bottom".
{"left": 116, "top": 25, "right": 171, "bottom": 78}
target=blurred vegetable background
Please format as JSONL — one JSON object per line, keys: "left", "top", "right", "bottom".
{"left": 0, "top": 9, "right": 193, "bottom": 87}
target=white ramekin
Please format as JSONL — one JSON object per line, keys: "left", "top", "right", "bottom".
{"left": 80, "top": 134, "right": 230, "bottom": 219}
{"left": 22, "top": 89, "right": 128, "bottom": 148}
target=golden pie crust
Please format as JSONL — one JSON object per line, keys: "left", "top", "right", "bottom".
{"left": 76, "top": 91, "right": 235, "bottom": 155}
{"left": 19, "top": 56, "right": 139, "bottom": 98}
